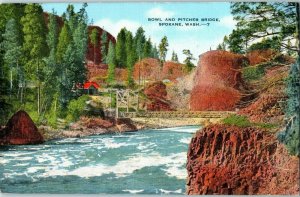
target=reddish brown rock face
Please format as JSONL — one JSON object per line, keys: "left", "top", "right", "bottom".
{"left": 162, "top": 61, "right": 188, "bottom": 82}
{"left": 133, "top": 58, "right": 161, "bottom": 83}
{"left": 190, "top": 50, "right": 247, "bottom": 111}
{"left": 143, "top": 81, "right": 172, "bottom": 111}
{"left": 0, "top": 111, "right": 44, "bottom": 145}
{"left": 186, "top": 125, "right": 299, "bottom": 195}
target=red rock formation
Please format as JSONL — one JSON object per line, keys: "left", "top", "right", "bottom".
{"left": 115, "top": 118, "right": 137, "bottom": 132}
{"left": 190, "top": 50, "right": 247, "bottom": 111}
{"left": 246, "top": 49, "right": 278, "bottom": 66}
{"left": 133, "top": 58, "right": 161, "bottom": 83}
{"left": 186, "top": 125, "right": 299, "bottom": 195}
{"left": 0, "top": 111, "right": 44, "bottom": 145}
{"left": 162, "top": 61, "right": 188, "bottom": 82}
{"left": 144, "top": 81, "right": 172, "bottom": 111}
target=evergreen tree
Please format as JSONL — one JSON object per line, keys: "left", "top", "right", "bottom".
{"left": 230, "top": 2, "right": 298, "bottom": 53}
{"left": 116, "top": 27, "right": 127, "bottom": 68}
{"left": 183, "top": 49, "right": 196, "bottom": 71}
{"left": 151, "top": 44, "right": 159, "bottom": 59}
{"left": 134, "top": 27, "right": 146, "bottom": 59}
{"left": 72, "top": 20, "right": 88, "bottom": 87}
{"left": 125, "top": 31, "right": 135, "bottom": 87}
{"left": 90, "top": 28, "right": 98, "bottom": 63}
{"left": 171, "top": 51, "right": 179, "bottom": 62}
{"left": 278, "top": 59, "right": 300, "bottom": 156}
{"left": 56, "top": 23, "right": 71, "bottom": 63}
{"left": 107, "top": 41, "right": 116, "bottom": 85}
{"left": 100, "top": 30, "right": 108, "bottom": 63}
{"left": 143, "top": 38, "right": 152, "bottom": 58}
{"left": 158, "top": 36, "right": 169, "bottom": 63}
{"left": 2, "top": 19, "right": 22, "bottom": 97}
{"left": 21, "top": 3, "right": 48, "bottom": 116}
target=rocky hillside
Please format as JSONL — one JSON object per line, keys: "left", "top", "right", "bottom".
{"left": 186, "top": 50, "right": 299, "bottom": 195}
{"left": 190, "top": 50, "right": 248, "bottom": 111}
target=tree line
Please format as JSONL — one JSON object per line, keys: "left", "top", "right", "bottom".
{"left": 0, "top": 3, "right": 88, "bottom": 125}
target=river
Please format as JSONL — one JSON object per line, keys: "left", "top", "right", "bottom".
{"left": 0, "top": 125, "right": 200, "bottom": 194}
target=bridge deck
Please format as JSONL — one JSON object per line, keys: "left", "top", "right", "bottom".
{"left": 121, "top": 111, "right": 235, "bottom": 118}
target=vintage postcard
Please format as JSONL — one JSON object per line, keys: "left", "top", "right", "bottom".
{"left": 0, "top": 0, "right": 299, "bottom": 195}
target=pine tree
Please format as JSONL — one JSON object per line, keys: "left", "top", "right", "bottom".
{"left": 158, "top": 36, "right": 169, "bottom": 63}
{"left": 56, "top": 23, "right": 71, "bottom": 63}
{"left": 278, "top": 59, "right": 300, "bottom": 156}
{"left": 183, "top": 49, "right": 196, "bottom": 71}
{"left": 107, "top": 41, "right": 116, "bottom": 85}
{"left": 90, "top": 28, "right": 98, "bottom": 64}
{"left": 125, "top": 31, "right": 135, "bottom": 87}
{"left": 171, "top": 51, "right": 179, "bottom": 62}
{"left": 116, "top": 27, "right": 127, "bottom": 68}
{"left": 143, "top": 38, "right": 152, "bottom": 58}
{"left": 151, "top": 44, "right": 159, "bottom": 59}
{"left": 2, "top": 19, "right": 22, "bottom": 97}
{"left": 134, "top": 27, "right": 146, "bottom": 59}
{"left": 21, "top": 3, "right": 48, "bottom": 116}
{"left": 100, "top": 30, "right": 108, "bottom": 63}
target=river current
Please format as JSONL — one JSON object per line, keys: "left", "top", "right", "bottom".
{"left": 0, "top": 126, "right": 200, "bottom": 194}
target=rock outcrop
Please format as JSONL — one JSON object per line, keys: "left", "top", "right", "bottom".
{"left": 115, "top": 118, "right": 137, "bottom": 132}
{"left": 144, "top": 81, "right": 172, "bottom": 111}
{"left": 162, "top": 61, "right": 188, "bottom": 82}
{"left": 0, "top": 110, "right": 44, "bottom": 145}
{"left": 190, "top": 50, "right": 248, "bottom": 111}
{"left": 186, "top": 125, "right": 299, "bottom": 195}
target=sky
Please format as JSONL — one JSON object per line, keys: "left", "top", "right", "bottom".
{"left": 42, "top": 2, "right": 236, "bottom": 63}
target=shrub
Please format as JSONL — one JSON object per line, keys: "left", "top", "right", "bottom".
{"left": 222, "top": 114, "right": 251, "bottom": 127}
{"left": 66, "top": 95, "right": 90, "bottom": 122}
{"left": 242, "top": 64, "right": 265, "bottom": 81}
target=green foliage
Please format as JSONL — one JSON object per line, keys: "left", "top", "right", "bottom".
{"left": 183, "top": 49, "right": 195, "bottom": 71}
{"left": 278, "top": 59, "right": 300, "bottom": 156}
{"left": 242, "top": 64, "right": 265, "bottom": 81}
{"left": 134, "top": 27, "right": 146, "bottom": 58}
{"left": 230, "top": 2, "right": 297, "bottom": 53}
{"left": 107, "top": 41, "right": 116, "bottom": 85}
{"left": 66, "top": 95, "right": 89, "bottom": 122}
{"left": 116, "top": 27, "right": 127, "bottom": 68}
{"left": 143, "top": 38, "right": 152, "bottom": 58}
{"left": 247, "top": 37, "right": 281, "bottom": 52}
{"left": 56, "top": 23, "right": 71, "bottom": 63}
{"left": 125, "top": 31, "right": 135, "bottom": 87}
{"left": 158, "top": 36, "right": 168, "bottom": 63}
{"left": 151, "top": 44, "right": 159, "bottom": 59}
{"left": 90, "top": 28, "right": 98, "bottom": 63}
{"left": 223, "top": 114, "right": 252, "bottom": 127}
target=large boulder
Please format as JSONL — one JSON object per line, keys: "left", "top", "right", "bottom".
{"left": 0, "top": 110, "right": 44, "bottom": 145}
{"left": 144, "top": 81, "right": 172, "bottom": 111}
{"left": 186, "top": 125, "right": 299, "bottom": 195}
{"left": 190, "top": 50, "right": 247, "bottom": 111}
